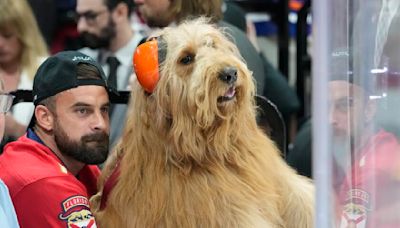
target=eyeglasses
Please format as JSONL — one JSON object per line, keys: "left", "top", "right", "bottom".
{"left": 0, "top": 93, "right": 15, "bottom": 113}
{"left": 75, "top": 9, "right": 108, "bottom": 25}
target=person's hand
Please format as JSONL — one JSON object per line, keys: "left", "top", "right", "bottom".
{"left": 246, "top": 19, "right": 260, "bottom": 53}
{"left": 126, "top": 72, "right": 137, "bottom": 91}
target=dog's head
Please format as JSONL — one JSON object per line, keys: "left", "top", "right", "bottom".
{"left": 132, "top": 18, "right": 256, "bottom": 132}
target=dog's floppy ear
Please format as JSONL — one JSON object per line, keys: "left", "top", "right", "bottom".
{"left": 133, "top": 37, "right": 167, "bottom": 93}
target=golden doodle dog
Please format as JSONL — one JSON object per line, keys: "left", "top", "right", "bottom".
{"left": 90, "top": 18, "right": 314, "bottom": 227}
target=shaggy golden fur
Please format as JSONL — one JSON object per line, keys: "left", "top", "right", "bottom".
{"left": 91, "top": 18, "right": 314, "bottom": 228}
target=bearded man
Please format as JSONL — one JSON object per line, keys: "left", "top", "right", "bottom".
{"left": 76, "top": 0, "right": 143, "bottom": 148}
{"left": 0, "top": 51, "right": 116, "bottom": 228}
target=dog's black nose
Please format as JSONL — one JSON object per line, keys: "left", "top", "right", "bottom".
{"left": 219, "top": 67, "right": 237, "bottom": 84}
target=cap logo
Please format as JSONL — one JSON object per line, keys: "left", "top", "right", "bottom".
{"left": 72, "top": 56, "right": 92, "bottom": 61}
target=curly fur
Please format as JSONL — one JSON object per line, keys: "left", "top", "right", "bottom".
{"left": 91, "top": 18, "right": 314, "bottom": 228}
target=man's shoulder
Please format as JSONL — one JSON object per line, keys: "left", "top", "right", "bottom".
{"left": 369, "top": 130, "right": 400, "bottom": 156}
{"left": 358, "top": 130, "right": 400, "bottom": 177}
{"left": 4, "top": 167, "right": 85, "bottom": 201}
{"left": 0, "top": 137, "right": 73, "bottom": 197}
{"left": 12, "top": 176, "right": 97, "bottom": 228}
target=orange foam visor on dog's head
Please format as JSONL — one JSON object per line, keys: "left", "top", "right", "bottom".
{"left": 133, "top": 38, "right": 166, "bottom": 93}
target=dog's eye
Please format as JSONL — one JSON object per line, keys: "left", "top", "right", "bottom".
{"left": 180, "top": 54, "right": 194, "bottom": 65}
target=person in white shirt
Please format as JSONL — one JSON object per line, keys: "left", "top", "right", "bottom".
{"left": 76, "top": 0, "right": 143, "bottom": 149}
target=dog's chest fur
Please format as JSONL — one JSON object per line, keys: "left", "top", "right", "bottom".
{"left": 113, "top": 162, "right": 283, "bottom": 228}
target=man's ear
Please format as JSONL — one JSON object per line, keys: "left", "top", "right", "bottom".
{"left": 112, "top": 2, "right": 129, "bottom": 21}
{"left": 34, "top": 105, "right": 55, "bottom": 131}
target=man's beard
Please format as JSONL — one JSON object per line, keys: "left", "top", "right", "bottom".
{"left": 332, "top": 134, "right": 352, "bottom": 171}
{"left": 80, "top": 17, "right": 116, "bottom": 49}
{"left": 54, "top": 120, "right": 109, "bottom": 165}
{"left": 331, "top": 132, "right": 353, "bottom": 191}
{"left": 145, "top": 17, "right": 170, "bottom": 28}
{"left": 137, "top": 7, "right": 171, "bottom": 28}
{"left": 330, "top": 126, "right": 354, "bottom": 176}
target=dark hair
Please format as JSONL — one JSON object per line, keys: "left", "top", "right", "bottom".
{"left": 104, "top": 0, "right": 135, "bottom": 16}
{"left": 76, "top": 63, "right": 102, "bottom": 80}
{"left": 172, "top": 0, "right": 223, "bottom": 23}
{"left": 38, "top": 96, "right": 56, "bottom": 115}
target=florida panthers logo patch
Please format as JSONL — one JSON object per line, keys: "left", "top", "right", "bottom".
{"left": 339, "top": 189, "right": 370, "bottom": 228}
{"left": 59, "top": 195, "right": 97, "bottom": 228}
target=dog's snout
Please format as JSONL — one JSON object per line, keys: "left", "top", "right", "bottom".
{"left": 219, "top": 67, "right": 237, "bottom": 84}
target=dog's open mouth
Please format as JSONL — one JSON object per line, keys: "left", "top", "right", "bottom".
{"left": 218, "top": 86, "right": 236, "bottom": 103}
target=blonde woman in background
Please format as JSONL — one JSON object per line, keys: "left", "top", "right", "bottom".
{"left": 0, "top": 0, "right": 48, "bottom": 142}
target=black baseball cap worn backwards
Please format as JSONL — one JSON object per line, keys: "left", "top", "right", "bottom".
{"left": 32, "top": 50, "right": 116, "bottom": 105}
{"left": 29, "top": 50, "right": 116, "bottom": 128}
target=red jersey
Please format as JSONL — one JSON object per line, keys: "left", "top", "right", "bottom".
{"left": 0, "top": 133, "right": 100, "bottom": 228}
{"left": 337, "top": 130, "right": 400, "bottom": 228}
